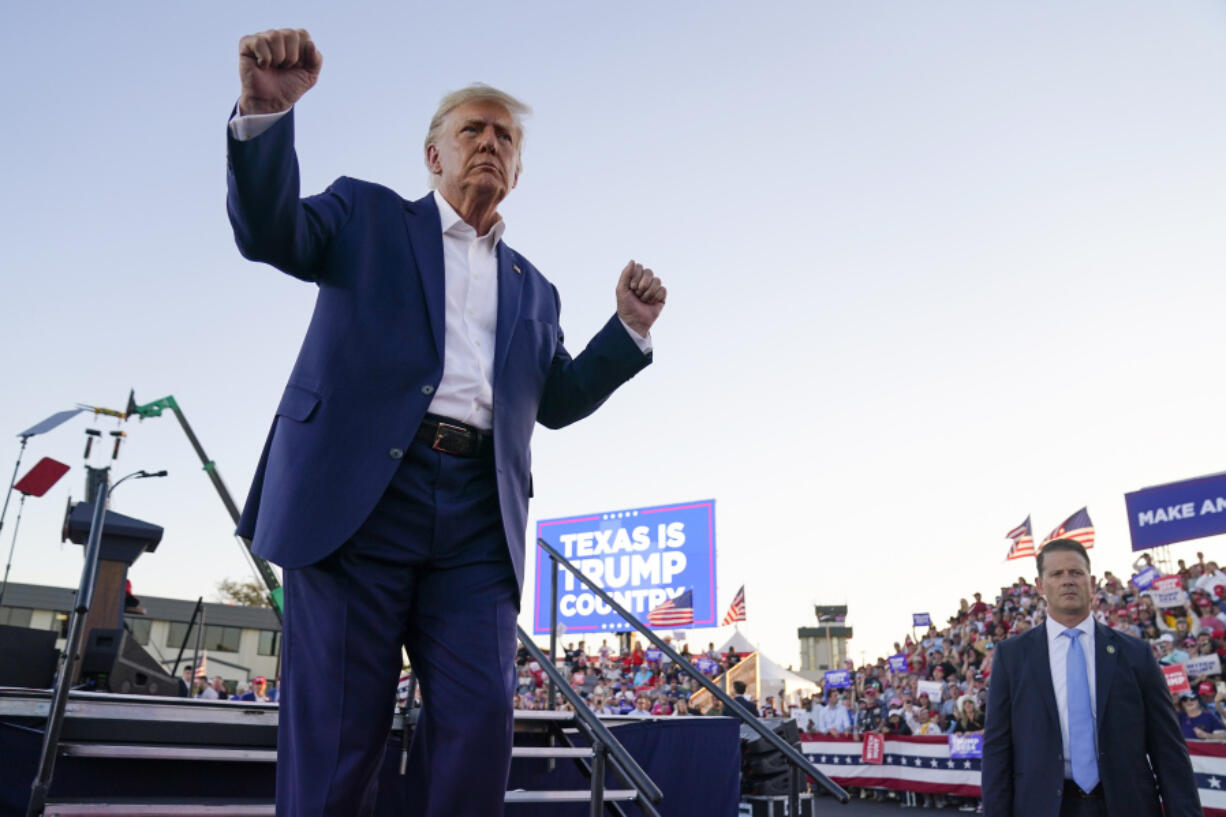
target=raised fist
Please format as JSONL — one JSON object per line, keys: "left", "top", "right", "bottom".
{"left": 238, "top": 28, "right": 322, "bottom": 115}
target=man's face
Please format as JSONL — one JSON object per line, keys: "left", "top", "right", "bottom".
{"left": 426, "top": 99, "right": 519, "bottom": 209}
{"left": 1036, "top": 550, "right": 1093, "bottom": 622}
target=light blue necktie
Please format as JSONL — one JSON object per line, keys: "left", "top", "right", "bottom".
{"left": 1063, "top": 628, "right": 1099, "bottom": 792}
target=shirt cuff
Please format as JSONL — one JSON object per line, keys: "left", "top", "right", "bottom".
{"left": 619, "top": 317, "right": 652, "bottom": 354}
{"left": 229, "top": 105, "right": 291, "bottom": 141}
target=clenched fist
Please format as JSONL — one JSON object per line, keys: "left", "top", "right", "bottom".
{"left": 238, "top": 28, "right": 322, "bottom": 115}
{"left": 616, "top": 260, "right": 666, "bottom": 338}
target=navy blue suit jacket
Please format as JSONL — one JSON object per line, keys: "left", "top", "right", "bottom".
{"left": 226, "top": 110, "right": 650, "bottom": 589}
{"left": 982, "top": 621, "right": 1200, "bottom": 817}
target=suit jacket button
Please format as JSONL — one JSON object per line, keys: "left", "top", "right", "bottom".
{"left": 421, "top": 385, "right": 435, "bottom": 395}
{"left": 389, "top": 448, "right": 404, "bottom": 460}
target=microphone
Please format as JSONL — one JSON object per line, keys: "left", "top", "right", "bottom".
{"left": 136, "top": 470, "right": 169, "bottom": 479}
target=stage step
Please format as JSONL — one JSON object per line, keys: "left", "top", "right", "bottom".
{"left": 41, "top": 788, "right": 640, "bottom": 814}
{"left": 44, "top": 802, "right": 273, "bottom": 816}
{"left": 57, "top": 742, "right": 597, "bottom": 762}
{"left": 505, "top": 789, "right": 639, "bottom": 803}
{"left": 511, "top": 745, "right": 595, "bottom": 758}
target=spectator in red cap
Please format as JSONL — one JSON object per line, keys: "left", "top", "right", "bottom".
{"left": 236, "top": 676, "right": 271, "bottom": 702}
{"left": 1197, "top": 681, "right": 1218, "bottom": 709}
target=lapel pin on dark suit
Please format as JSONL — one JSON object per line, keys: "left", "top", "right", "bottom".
{"left": 513, "top": 264, "right": 522, "bottom": 275}
{"left": 1106, "top": 645, "right": 1116, "bottom": 654}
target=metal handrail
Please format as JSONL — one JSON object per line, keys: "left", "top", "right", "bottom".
{"left": 538, "top": 536, "right": 851, "bottom": 810}
{"left": 516, "top": 626, "right": 663, "bottom": 817}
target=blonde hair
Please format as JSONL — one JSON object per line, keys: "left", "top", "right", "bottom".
{"left": 424, "top": 83, "right": 531, "bottom": 188}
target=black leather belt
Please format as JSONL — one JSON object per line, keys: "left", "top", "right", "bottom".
{"left": 415, "top": 414, "right": 493, "bottom": 458}
{"left": 1064, "top": 780, "right": 1103, "bottom": 799}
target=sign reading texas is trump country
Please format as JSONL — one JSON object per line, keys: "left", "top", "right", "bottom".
{"left": 533, "top": 500, "right": 716, "bottom": 635}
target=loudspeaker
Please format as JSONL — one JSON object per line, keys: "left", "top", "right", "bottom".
{"left": 0, "top": 624, "right": 58, "bottom": 688}
{"left": 742, "top": 717, "right": 800, "bottom": 754}
{"left": 81, "top": 627, "right": 177, "bottom": 696}
{"left": 741, "top": 718, "right": 802, "bottom": 795}
{"left": 747, "top": 751, "right": 790, "bottom": 775}
{"left": 745, "top": 770, "right": 793, "bottom": 796}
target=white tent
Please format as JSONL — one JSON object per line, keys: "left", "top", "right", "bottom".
{"left": 710, "top": 631, "right": 820, "bottom": 705}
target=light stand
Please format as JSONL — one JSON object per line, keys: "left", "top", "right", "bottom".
{"left": 0, "top": 435, "right": 31, "bottom": 568}
{"left": 25, "top": 468, "right": 166, "bottom": 817}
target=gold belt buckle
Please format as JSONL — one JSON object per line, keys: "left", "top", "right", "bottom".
{"left": 432, "top": 422, "right": 470, "bottom": 456}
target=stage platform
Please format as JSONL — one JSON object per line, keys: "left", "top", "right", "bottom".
{"left": 0, "top": 688, "right": 741, "bottom": 817}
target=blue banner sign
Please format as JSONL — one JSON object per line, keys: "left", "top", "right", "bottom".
{"left": 913, "top": 613, "right": 931, "bottom": 628}
{"left": 1131, "top": 565, "right": 1161, "bottom": 591}
{"left": 533, "top": 499, "right": 717, "bottom": 635}
{"left": 695, "top": 657, "right": 719, "bottom": 675}
{"left": 948, "top": 733, "right": 983, "bottom": 759}
{"left": 1125, "top": 473, "right": 1226, "bottom": 551}
{"left": 887, "top": 654, "right": 908, "bottom": 674}
{"left": 644, "top": 648, "right": 661, "bottom": 663}
{"left": 824, "top": 669, "right": 851, "bottom": 689}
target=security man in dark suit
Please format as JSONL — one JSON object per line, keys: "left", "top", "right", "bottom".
{"left": 982, "top": 538, "right": 1201, "bottom": 817}
{"left": 732, "top": 680, "right": 760, "bottom": 717}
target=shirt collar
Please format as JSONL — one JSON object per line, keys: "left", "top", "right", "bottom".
{"left": 432, "top": 189, "right": 506, "bottom": 243}
{"left": 1045, "top": 613, "right": 1094, "bottom": 644}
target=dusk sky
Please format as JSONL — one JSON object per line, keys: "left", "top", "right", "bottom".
{"left": 4, "top": 1, "right": 1226, "bottom": 668}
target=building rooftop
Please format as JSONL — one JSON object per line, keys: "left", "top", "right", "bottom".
{"left": 1, "top": 582, "right": 280, "bottom": 631}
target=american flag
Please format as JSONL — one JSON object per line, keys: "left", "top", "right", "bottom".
{"left": 721, "top": 585, "right": 746, "bottom": 626}
{"left": 1040, "top": 507, "right": 1095, "bottom": 550}
{"left": 647, "top": 589, "right": 694, "bottom": 627}
{"left": 1004, "top": 515, "right": 1035, "bottom": 560}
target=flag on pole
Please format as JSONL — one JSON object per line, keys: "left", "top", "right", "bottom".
{"left": 195, "top": 651, "right": 208, "bottom": 678}
{"left": 1004, "top": 515, "right": 1036, "bottom": 560}
{"left": 721, "top": 585, "right": 746, "bottom": 626}
{"left": 647, "top": 589, "right": 694, "bottom": 627}
{"left": 1040, "top": 507, "right": 1095, "bottom": 550}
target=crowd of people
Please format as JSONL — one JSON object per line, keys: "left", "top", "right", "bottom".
{"left": 181, "top": 667, "right": 278, "bottom": 702}
{"left": 512, "top": 550, "right": 1226, "bottom": 808}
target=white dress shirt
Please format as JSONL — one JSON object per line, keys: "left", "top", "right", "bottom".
{"left": 229, "top": 105, "right": 651, "bottom": 430}
{"left": 1044, "top": 614, "right": 1098, "bottom": 779}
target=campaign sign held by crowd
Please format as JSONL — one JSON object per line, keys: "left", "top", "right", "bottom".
{"left": 948, "top": 733, "right": 983, "bottom": 759}
{"left": 1131, "top": 565, "right": 1161, "bottom": 591}
{"left": 913, "top": 613, "right": 931, "bottom": 628}
{"left": 533, "top": 499, "right": 716, "bottom": 634}
{"left": 1185, "top": 654, "right": 1223, "bottom": 678}
{"left": 1152, "top": 587, "right": 1189, "bottom": 608}
{"left": 1163, "top": 664, "right": 1191, "bottom": 695}
{"left": 1152, "top": 575, "right": 1182, "bottom": 592}
{"left": 1125, "top": 472, "right": 1226, "bottom": 551}
{"left": 887, "top": 654, "right": 908, "bottom": 674}
{"left": 644, "top": 648, "right": 661, "bottom": 663}
{"left": 824, "top": 669, "right": 852, "bottom": 689}
{"left": 862, "top": 733, "right": 885, "bottom": 764}
{"left": 695, "top": 657, "right": 718, "bottom": 675}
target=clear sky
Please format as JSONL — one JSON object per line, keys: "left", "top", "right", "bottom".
{"left": 4, "top": 1, "right": 1226, "bottom": 669}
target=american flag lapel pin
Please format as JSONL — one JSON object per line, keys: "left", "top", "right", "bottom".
{"left": 1106, "top": 645, "right": 1115, "bottom": 654}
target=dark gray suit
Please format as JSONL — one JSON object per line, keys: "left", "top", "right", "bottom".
{"left": 982, "top": 621, "right": 1201, "bottom": 817}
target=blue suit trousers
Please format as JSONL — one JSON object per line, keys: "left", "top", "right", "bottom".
{"left": 278, "top": 437, "right": 520, "bottom": 817}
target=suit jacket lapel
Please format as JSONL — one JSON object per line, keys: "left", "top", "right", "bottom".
{"left": 1094, "top": 622, "right": 1116, "bottom": 728}
{"left": 403, "top": 193, "right": 445, "bottom": 359}
{"left": 1024, "top": 625, "right": 1061, "bottom": 736}
{"left": 493, "top": 241, "right": 524, "bottom": 383}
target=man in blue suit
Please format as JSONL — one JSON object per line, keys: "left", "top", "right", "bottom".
{"left": 982, "top": 539, "right": 1200, "bottom": 817}
{"left": 226, "top": 28, "right": 665, "bottom": 817}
